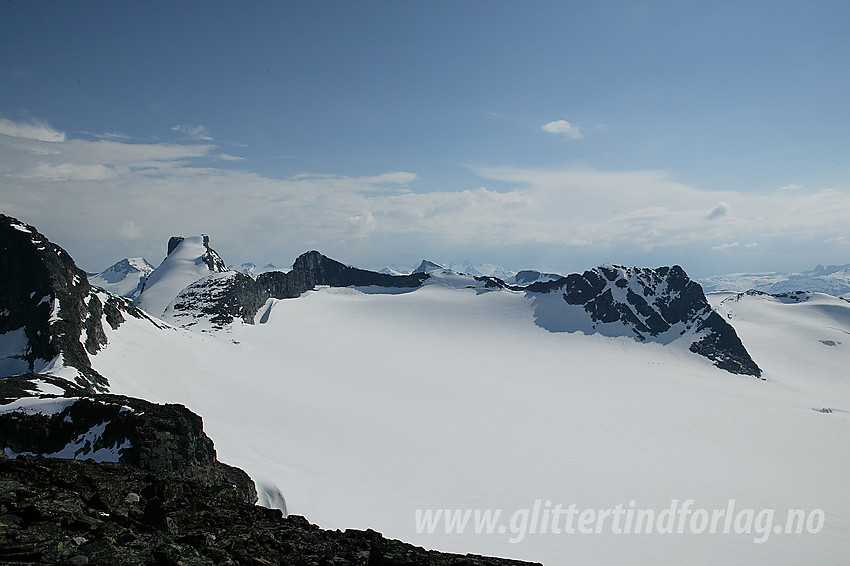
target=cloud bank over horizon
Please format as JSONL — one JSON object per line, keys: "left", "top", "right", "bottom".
{"left": 1, "top": 116, "right": 847, "bottom": 278}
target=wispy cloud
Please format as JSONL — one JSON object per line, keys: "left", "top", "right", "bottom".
{"left": 171, "top": 124, "right": 214, "bottom": 141}
{"left": 0, "top": 117, "right": 66, "bottom": 142}
{"left": 358, "top": 172, "right": 418, "bottom": 186}
{"left": 712, "top": 242, "right": 740, "bottom": 251}
{"left": 541, "top": 119, "right": 582, "bottom": 140}
{"left": 779, "top": 184, "right": 803, "bottom": 191}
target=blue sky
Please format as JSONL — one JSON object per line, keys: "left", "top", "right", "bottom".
{"left": 1, "top": 1, "right": 848, "bottom": 277}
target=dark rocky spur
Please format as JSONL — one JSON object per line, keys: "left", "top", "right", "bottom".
{"left": 0, "top": 392, "right": 255, "bottom": 501}
{"left": 0, "top": 392, "right": 539, "bottom": 565}
{"left": 0, "top": 453, "right": 540, "bottom": 566}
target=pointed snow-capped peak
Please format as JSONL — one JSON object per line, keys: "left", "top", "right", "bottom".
{"left": 89, "top": 257, "right": 155, "bottom": 298}
{"left": 135, "top": 235, "right": 230, "bottom": 318}
{"left": 231, "top": 262, "right": 257, "bottom": 276}
{"left": 412, "top": 260, "right": 445, "bottom": 273}
{"left": 166, "top": 235, "right": 227, "bottom": 272}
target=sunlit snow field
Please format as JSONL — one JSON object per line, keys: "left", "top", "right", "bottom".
{"left": 91, "top": 276, "right": 850, "bottom": 565}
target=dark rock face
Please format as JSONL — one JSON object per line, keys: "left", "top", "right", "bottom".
{"left": 526, "top": 264, "right": 762, "bottom": 377}
{"left": 0, "top": 372, "right": 90, "bottom": 399}
{"left": 167, "top": 236, "right": 185, "bottom": 256}
{"left": 199, "top": 234, "right": 228, "bottom": 273}
{"left": 1, "top": 216, "right": 106, "bottom": 390}
{"left": 687, "top": 311, "right": 763, "bottom": 376}
{"left": 0, "top": 215, "right": 158, "bottom": 392}
{"left": 0, "top": 455, "right": 539, "bottom": 566}
{"left": 166, "top": 272, "right": 268, "bottom": 329}
{"left": 0, "top": 392, "right": 255, "bottom": 504}
{"left": 258, "top": 251, "right": 429, "bottom": 301}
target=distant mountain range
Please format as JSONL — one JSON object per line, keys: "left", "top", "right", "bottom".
{"left": 698, "top": 264, "right": 850, "bottom": 298}
{"left": 89, "top": 249, "right": 850, "bottom": 303}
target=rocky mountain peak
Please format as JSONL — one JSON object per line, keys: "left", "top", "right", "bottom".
{"left": 413, "top": 259, "right": 445, "bottom": 273}
{"left": 258, "top": 251, "right": 429, "bottom": 302}
{"left": 136, "top": 235, "right": 230, "bottom": 317}
{"left": 88, "top": 257, "right": 155, "bottom": 299}
{"left": 0, "top": 215, "right": 146, "bottom": 392}
{"left": 526, "top": 263, "right": 762, "bottom": 376}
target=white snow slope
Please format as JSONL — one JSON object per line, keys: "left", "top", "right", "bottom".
{"left": 89, "top": 257, "right": 155, "bottom": 298}
{"left": 135, "top": 237, "right": 226, "bottom": 317}
{"left": 89, "top": 274, "right": 849, "bottom": 565}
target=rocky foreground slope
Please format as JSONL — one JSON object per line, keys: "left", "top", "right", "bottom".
{"left": 0, "top": 391, "right": 537, "bottom": 565}
{"left": 0, "top": 390, "right": 538, "bottom": 566}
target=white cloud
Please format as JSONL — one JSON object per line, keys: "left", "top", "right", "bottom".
{"left": 0, "top": 133, "right": 213, "bottom": 182}
{"left": 216, "top": 153, "right": 244, "bottom": 161}
{"left": 779, "top": 184, "right": 803, "bottom": 191}
{"left": 117, "top": 221, "right": 145, "bottom": 240}
{"left": 705, "top": 201, "right": 728, "bottom": 220}
{"left": 542, "top": 119, "right": 583, "bottom": 140}
{"left": 358, "top": 172, "right": 418, "bottom": 186}
{"left": 0, "top": 117, "right": 65, "bottom": 142}
{"left": 472, "top": 166, "right": 850, "bottom": 262}
{"left": 171, "top": 124, "right": 214, "bottom": 141}
{"left": 26, "top": 162, "right": 116, "bottom": 182}
{"left": 712, "top": 242, "right": 740, "bottom": 251}
{"left": 2, "top": 118, "right": 849, "bottom": 275}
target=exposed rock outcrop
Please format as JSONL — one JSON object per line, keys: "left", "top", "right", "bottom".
{"left": 525, "top": 264, "right": 762, "bottom": 377}
{"left": 258, "top": 250, "right": 429, "bottom": 300}
{"left": 0, "top": 392, "right": 255, "bottom": 503}
{"left": 0, "top": 453, "right": 539, "bottom": 566}
{"left": 164, "top": 272, "right": 268, "bottom": 329}
{"left": 0, "top": 392, "right": 537, "bottom": 565}
{"left": 0, "top": 215, "right": 149, "bottom": 391}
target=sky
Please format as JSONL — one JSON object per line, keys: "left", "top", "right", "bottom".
{"left": 1, "top": 1, "right": 848, "bottom": 278}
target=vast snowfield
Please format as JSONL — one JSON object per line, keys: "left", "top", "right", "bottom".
{"left": 89, "top": 275, "right": 850, "bottom": 565}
